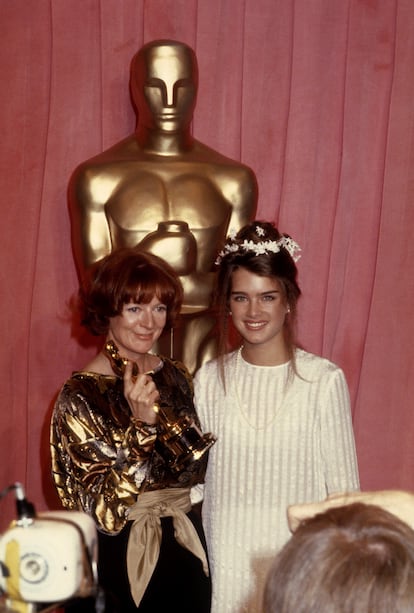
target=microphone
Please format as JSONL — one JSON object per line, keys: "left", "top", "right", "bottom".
{"left": 13, "top": 482, "right": 36, "bottom": 526}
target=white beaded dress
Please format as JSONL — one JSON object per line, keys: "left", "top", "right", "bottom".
{"left": 193, "top": 348, "right": 360, "bottom": 613}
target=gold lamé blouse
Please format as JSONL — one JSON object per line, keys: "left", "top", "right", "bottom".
{"left": 50, "top": 357, "right": 206, "bottom": 535}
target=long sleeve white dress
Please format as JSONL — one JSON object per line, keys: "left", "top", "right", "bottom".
{"left": 194, "top": 348, "right": 360, "bottom": 613}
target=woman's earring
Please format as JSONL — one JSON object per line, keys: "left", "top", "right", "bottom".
{"left": 286, "top": 306, "right": 291, "bottom": 313}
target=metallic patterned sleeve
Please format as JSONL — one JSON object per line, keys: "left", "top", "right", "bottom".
{"left": 50, "top": 376, "right": 156, "bottom": 534}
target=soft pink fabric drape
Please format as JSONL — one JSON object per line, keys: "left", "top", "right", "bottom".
{"left": 1, "top": 0, "right": 413, "bottom": 528}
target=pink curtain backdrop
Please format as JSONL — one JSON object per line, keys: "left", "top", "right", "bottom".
{"left": 1, "top": 0, "right": 414, "bottom": 528}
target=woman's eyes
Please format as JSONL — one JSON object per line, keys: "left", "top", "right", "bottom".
{"left": 232, "top": 294, "right": 276, "bottom": 302}
{"left": 126, "top": 306, "right": 140, "bottom": 313}
{"left": 154, "top": 305, "right": 167, "bottom": 313}
{"left": 126, "top": 305, "right": 166, "bottom": 313}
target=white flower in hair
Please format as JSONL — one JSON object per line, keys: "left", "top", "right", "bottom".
{"left": 282, "top": 237, "right": 302, "bottom": 262}
{"left": 255, "top": 226, "right": 265, "bottom": 237}
{"left": 216, "top": 232, "right": 301, "bottom": 265}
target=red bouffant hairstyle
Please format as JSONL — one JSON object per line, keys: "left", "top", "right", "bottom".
{"left": 79, "top": 248, "right": 183, "bottom": 336}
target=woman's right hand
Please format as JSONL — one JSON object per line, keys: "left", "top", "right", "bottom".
{"left": 123, "top": 360, "right": 159, "bottom": 424}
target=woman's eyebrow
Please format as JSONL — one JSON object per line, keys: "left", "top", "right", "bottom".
{"left": 230, "top": 289, "right": 280, "bottom": 296}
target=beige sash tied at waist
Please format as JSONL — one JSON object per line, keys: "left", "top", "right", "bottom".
{"left": 126, "top": 487, "right": 209, "bottom": 606}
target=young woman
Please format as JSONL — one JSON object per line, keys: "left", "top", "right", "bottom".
{"left": 194, "top": 221, "right": 360, "bottom": 613}
{"left": 51, "top": 248, "right": 211, "bottom": 612}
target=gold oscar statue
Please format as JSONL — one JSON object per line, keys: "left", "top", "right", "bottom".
{"left": 104, "top": 340, "right": 216, "bottom": 472}
{"left": 69, "top": 39, "right": 258, "bottom": 372}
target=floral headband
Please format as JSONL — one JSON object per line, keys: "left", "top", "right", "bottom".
{"left": 216, "top": 225, "right": 302, "bottom": 265}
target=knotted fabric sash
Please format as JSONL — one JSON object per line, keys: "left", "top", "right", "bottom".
{"left": 126, "top": 487, "right": 209, "bottom": 606}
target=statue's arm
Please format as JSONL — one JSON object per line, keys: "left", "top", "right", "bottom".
{"left": 68, "top": 165, "right": 113, "bottom": 277}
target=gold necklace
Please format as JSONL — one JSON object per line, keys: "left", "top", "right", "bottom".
{"left": 234, "top": 347, "right": 289, "bottom": 430}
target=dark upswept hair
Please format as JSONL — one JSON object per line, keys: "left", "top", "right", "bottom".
{"left": 80, "top": 248, "right": 183, "bottom": 336}
{"left": 214, "top": 221, "right": 301, "bottom": 364}
{"left": 264, "top": 502, "right": 414, "bottom": 613}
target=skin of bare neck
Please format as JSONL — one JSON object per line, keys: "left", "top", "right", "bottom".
{"left": 241, "top": 342, "right": 290, "bottom": 367}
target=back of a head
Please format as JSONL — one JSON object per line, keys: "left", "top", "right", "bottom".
{"left": 264, "top": 502, "right": 414, "bottom": 613}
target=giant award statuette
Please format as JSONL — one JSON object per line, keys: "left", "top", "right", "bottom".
{"left": 104, "top": 340, "right": 216, "bottom": 472}
{"left": 69, "top": 40, "right": 257, "bottom": 374}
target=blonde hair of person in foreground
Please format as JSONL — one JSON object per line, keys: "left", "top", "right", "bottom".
{"left": 264, "top": 501, "right": 414, "bottom": 613}
{"left": 287, "top": 490, "right": 414, "bottom": 532}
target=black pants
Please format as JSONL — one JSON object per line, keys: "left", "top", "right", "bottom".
{"left": 67, "top": 509, "right": 211, "bottom": 613}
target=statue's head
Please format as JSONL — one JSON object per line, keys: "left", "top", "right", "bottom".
{"left": 130, "top": 40, "right": 198, "bottom": 133}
